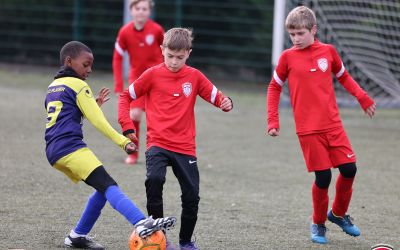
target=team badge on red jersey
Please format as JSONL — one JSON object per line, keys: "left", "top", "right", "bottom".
{"left": 317, "top": 58, "right": 328, "bottom": 72}
{"left": 182, "top": 82, "right": 192, "bottom": 97}
{"left": 145, "top": 34, "right": 154, "bottom": 46}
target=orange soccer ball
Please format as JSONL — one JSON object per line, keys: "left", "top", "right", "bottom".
{"left": 129, "top": 230, "right": 166, "bottom": 250}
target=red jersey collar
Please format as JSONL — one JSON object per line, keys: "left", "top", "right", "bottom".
{"left": 132, "top": 20, "right": 149, "bottom": 32}
{"left": 305, "top": 39, "right": 320, "bottom": 49}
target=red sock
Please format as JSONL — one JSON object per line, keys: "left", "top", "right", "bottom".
{"left": 312, "top": 183, "right": 329, "bottom": 224}
{"left": 132, "top": 120, "right": 140, "bottom": 158}
{"left": 332, "top": 175, "right": 354, "bottom": 217}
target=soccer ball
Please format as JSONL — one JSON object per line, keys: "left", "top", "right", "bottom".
{"left": 129, "top": 230, "right": 166, "bottom": 250}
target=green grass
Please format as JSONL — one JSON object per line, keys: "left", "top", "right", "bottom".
{"left": 0, "top": 63, "right": 399, "bottom": 249}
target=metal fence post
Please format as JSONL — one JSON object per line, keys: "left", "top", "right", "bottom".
{"left": 123, "top": 0, "right": 130, "bottom": 80}
{"left": 73, "top": 0, "right": 82, "bottom": 41}
{"left": 175, "top": 0, "right": 182, "bottom": 26}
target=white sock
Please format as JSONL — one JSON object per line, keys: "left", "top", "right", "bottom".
{"left": 69, "top": 229, "right": 87, "bottom": 238}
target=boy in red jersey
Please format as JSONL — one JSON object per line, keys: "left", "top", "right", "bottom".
{"left": 112, "top": 0, "right": 164, "bottom": 165}
{"left": 118, "top": 28, "right": 233, "bottom": 250}
{"left": 267, "top": 6, "right": 376, "bottom": 244}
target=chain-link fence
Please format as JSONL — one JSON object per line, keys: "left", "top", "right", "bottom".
{"left": 0, "top": 0, "right": 274, "bottom": 82}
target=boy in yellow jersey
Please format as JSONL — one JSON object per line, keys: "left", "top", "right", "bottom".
{"left": 44, "top": 41, "right": 176, "bottom": 249}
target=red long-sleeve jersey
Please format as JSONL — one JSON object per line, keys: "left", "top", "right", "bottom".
{"left": 112, "top": 20, "right": 164, "bottom": 93}
{"left": 267, "top": 39, "right": 374, "bottom": 135}
{"left": 118, "top": 63, "right": 226, "bottom": 156}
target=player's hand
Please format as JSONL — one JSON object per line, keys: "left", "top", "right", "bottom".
{"left": 365, "top": 102, "right": 376, "bottom": 118}
{"left": 268, "top": 128, "right": 279, "bottom": 137}
{"left": 125, "top": 132, "right": 138, "bottom": 144}
{"left": 96, "top": 87, "right": 111, "bottom": 107}
{"left": 220, "top": 97, "right": 233, "bottom": 112}
{"left": 124, "top": 142, "right": 137, "bottom": 154}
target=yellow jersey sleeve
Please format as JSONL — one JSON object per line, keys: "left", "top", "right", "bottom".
{"left": 75, "top": 83, "right": 130, "bottom": 150}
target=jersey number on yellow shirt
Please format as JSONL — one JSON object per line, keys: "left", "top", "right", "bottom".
{"left": 46, "top": 101, "right": 63, "bottom": 128}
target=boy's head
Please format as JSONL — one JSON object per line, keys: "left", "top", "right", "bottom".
{"left": 130, "top": 0, "right": 153, "bottom": 28}
{"left": 60, "top": 41, "right": 93, "bottom": 80}
{"left": 161, "top": 28, "right": 193, "bottom": 72}
{"left": 285, "top": 6, "right": 317, "bottom": 49}
{"left": 286, "top": 6, "right": 316, "bottom": 30}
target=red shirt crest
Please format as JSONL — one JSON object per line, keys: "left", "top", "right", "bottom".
{"left": 182, "top": 82, "right": 192, "bottom": 97}
{"left": 317, "top": 58, "right": 328, "bottom": 72}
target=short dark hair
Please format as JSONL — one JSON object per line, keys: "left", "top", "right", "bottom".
{"left": 59, "top": 41, "right": 92, "bottom": 65}
{"left": 162, "top": 28, "right": 193, "bottom": 51}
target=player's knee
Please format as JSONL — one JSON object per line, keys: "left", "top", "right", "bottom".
{"left": 145, "top": 174, "right": 166, "bottom": 186}
{"left": 338, "top": 162, "right": 357, "bottom": 178}
{"left": 84, "top": 166, "right": 118, "bottom": 194}
{"left": 181, "top": 189, "right": 200, "bottom": 206}
{"left": 314, "top": 169, "right": 332, "bottom": 189}
{"left": 130, "top": 108, "right": 143, "bottom": 121}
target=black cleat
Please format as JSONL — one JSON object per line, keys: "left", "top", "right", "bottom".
{"left": 64, "top": 235, "right": 105, "bottom": 249}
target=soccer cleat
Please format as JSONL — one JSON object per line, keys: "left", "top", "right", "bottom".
{"left": 179, "top": 241, "right": 199, "bottom": 250}
{"left": 166, "top": 239, "right": 178, "bottom": 250}
{"left": 135, "top": 216, "right": 177, "bottom": 238}
{"left": 125, "top": 153, "right": 138, "bottom": 165}
{"left": 327, "top": 210, "right": 360, "bottom": 236}
{"left": 64, "top": 235, "right": 104, "bottom": 249}
{"left": 310, "top": 223, "right": 328, "bottom": 244}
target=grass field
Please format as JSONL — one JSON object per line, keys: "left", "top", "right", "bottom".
{"left": 0, "top": 63, "right": 399, "bottom": 249}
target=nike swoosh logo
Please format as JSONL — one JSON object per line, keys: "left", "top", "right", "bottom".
{"left": 347, "top": 154, "right": 355, "bottom": 158}
{"left": 189, "top": 160, "right": 197, "bottom": 164}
